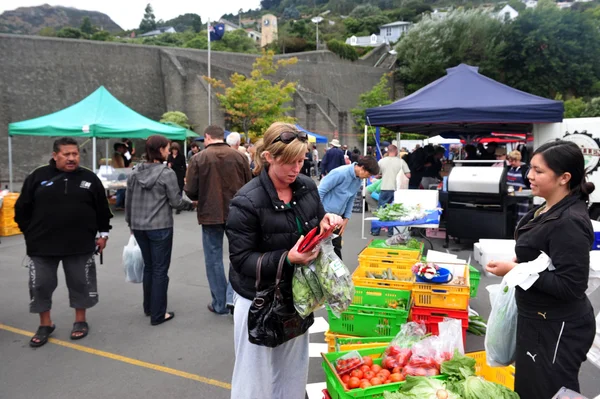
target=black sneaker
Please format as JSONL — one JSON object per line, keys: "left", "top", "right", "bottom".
{"left": 227, "top": 304, "right": 234, "bottom": 316}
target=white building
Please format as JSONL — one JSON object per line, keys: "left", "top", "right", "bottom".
{"left": 218, "top": 19, "right": 262, "bottom": 42}
{"left": 139, "top": 26, "right": 176, "bottom": 38}
{"left": 497, "top": 5, "right": 519, "bottom": 20}
{"left": 345, "top": 20, "right": 411, "bottom": 47}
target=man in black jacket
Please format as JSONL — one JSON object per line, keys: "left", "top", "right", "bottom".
{"left": 14, "top": 137, "right": 113, "bottom": 347}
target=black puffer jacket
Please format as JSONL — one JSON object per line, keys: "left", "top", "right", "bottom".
{"left": 226, "top": 167, "right": 326, "bottom": 301}
{"left": 515, "top": 194, "right": 594, "bottom": 320}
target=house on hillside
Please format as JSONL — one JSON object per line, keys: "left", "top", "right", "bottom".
{"left": 219, "top": 19, "right": 262, "bottom": 43}
{"left": 139, "top": 26, "right": 176, "bottom": 38}
{"left": 246, "top": 28, "right": 261, "bottom": 43}
{"left": 345, "top": 20, "right": 411, "bottom": 47}
{"left": 497, "top": 5, "right": 519, "bottom": 20}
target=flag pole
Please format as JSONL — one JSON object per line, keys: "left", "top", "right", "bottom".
{"left": 207, "top": 18, "right": 212, "bottom": 125}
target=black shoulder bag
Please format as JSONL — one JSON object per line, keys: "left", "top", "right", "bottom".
{"left": 247, "top": 252, "right": 314, "bottom": 348}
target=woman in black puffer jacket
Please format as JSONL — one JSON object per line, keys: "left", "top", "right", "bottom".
{"left": 226, "top": 122, "right": 342, "bottom": 399}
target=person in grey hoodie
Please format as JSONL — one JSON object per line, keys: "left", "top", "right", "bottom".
{"left": 125, "top": 135, "right": 194, "bottom": 326}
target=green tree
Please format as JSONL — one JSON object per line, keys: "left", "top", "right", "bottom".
{"left": 351, "top": 73, "right": 396, "bottom": 144}
{"left": 395, "top": 10, "right": 506, "bottom": 94}
{"left": 562, "top": 97, "right": 587, "bottom": 118}
{"left": 507, "top": 0, "right": 526, "bottom": 12}
{"left": 139, "top": 3, "right": 157, "bottom": 34}
{"left": 80, "top": 16, "right": 94, "bottom": 35}
{"left": 350, "top": 4, "right": 383, "bottom": 18}
{"left": 184, "top": 30, "right": 258, "bottom": 53}
{"left": 283, "top": 7, "right": 301, "bottom": 20}
{"left": 163, "top": 13, "right": 202, "bottom": 33}
{"left": 91, "top": 31, "right": 112, "bottom": 41}
{"left": 57, "top": 27, "right": 83, "bottom": 39}
{"left": 503, "top": 7, "right": 600, "bottom": 98}
{"left": 327, "top": 39, "right": 359, "bottom": 61}
{"left": 583, "top": 97, "right": 600, "bottom": 117}
{"left": 160, "top": 111, "right": 191, "bottom": 128}
{"left": 38, "top": 27, "right": 56, "bottom": 37}
{"left": 205, "top": 50, "right": 298, "bottom": 139}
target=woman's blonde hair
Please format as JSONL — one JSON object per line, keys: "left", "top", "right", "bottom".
{"left": 508, "top": 150, "right": 522, "bottom": 162}
{"left": 253, "top": 122, "right": 309, "bottom": 176}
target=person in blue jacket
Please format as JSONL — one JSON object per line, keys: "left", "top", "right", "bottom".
{"left": 318, "top": 156, "right": 379, "bottom": 259}
{"left": 320, "top": 139, "right": 346, "bottom": 177}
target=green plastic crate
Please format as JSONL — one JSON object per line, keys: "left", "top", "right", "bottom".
{"left": 322, "top": 347, "right": 447, "bottom": 399}
{"left": 327, "top": 304, "right": 409, "bottom": 337}
{"left": 352, "top": 286, "right": 411, "bottom": 310}
{"left": 469, "top": 265, "right": 481, "bottom": 298}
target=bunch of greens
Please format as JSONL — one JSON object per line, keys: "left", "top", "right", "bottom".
{"left": 467, "top": 315, "right": 487, "bottom": 337}
{"left": 462, "top": 376, "right": 520, "bottom": 399}
{"left": 382, "top": 376, "right": 460, "bottom": 399}
{"left": 292, "top": 266, "right": 325, "bottom": 318}
{"left": 375, "top": 203, "right": 408, "bottom": 221}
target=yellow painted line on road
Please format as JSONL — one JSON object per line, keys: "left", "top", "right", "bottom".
{"left": 0, "top": 323, "right": 231, "bottom": 390}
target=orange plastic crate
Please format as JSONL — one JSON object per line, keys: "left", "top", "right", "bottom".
{"left": 0, "top": 225, "right": 22, "bottom": 237}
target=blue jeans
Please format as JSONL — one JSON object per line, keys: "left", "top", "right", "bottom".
{"left": 202, "top": 224, "right": 229, "bottom": 314}
{"left": 115, "top": 189, "right": 126, "bottom": 208}
{"left": 133, "top": 228, "right": 173, "bottom": 324}
{"left": 371, "top": 190, "right": 395, "bottom": 236}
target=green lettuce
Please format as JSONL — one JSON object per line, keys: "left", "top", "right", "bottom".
{"left": 382, "top": 376, "right": 460, "bottom": 399}
{"left": 463, "top": 376, "right": 520, "bottom": 399}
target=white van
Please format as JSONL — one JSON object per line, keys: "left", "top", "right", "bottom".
{"left": 533, "top": 117, "right": 600, "bottom": 219}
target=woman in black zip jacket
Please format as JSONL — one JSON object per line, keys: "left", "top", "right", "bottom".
{"left": 487, "top": 140, "right": 596, "bottom": 399}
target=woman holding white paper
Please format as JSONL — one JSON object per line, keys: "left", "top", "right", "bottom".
{"left": 486, "top": 140, "right": 596, "bottom": 399}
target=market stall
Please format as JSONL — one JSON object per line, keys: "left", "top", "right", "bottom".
{"left": 7, "top": 86, "right": 187, "bottom": 191}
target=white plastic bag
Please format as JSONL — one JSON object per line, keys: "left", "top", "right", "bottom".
{"left": 123, "top": 235, "right": 144, "bottom": 283}
{"left": 485, "top": 281, "right": 518, "bottom": 366}
{"left": 587, "top": 312, "right": 600, "bottom": 370}
{"left": 440, "top": 317, "right": 465, "bottom": 355}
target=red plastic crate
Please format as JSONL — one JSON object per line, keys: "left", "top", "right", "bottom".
{"left": 409, "top": 306, "right": 469, "bottom": 347}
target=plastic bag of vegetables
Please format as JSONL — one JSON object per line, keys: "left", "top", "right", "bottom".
{"left": 292, "top": 264, "right": 325, "bottom": 318}
{"left": 485, "top": 282, "right": 517, "bottom": 366}
{"left": 315, "top": 237, "right": 354, "bottom": 318}
{"left": 382, "top": 376, "right": 460, "bottom": 399}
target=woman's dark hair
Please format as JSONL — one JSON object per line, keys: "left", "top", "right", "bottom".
{"left": 357, "top": 155, "right": 380, "bottom": 175}
{"left": 170, "top": 142, "right": 181, "bottom": 152}
{"left": 146, "top": 135, "right": 170, "bottom": 163}
{"left": 533, "top": 140, "right": 595, "bottom": 201}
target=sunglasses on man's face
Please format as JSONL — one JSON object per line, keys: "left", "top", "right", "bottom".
{"left": 273, "top": 131, "right": 308, "bottom": 144}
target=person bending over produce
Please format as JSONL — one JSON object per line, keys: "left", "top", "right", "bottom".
{"left": 226, "top": 122, "right": 342, "bottom": 399}
{"left": 318, "top": 155, "right": 380, "bottom": 259}
{"left": 486, "top": 140, "right": 596, "bottom": 399}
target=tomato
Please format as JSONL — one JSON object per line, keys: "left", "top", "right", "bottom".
{"left": 383, "top": 357, "right": 397, "bottom": 370}
{"left": 341, "top": 374, "right": 350, "bottom": 384}
{"left": 378, "top": 369, "right": 391, "bottom": 379}
{"left": 360, "top": 365, "right": 371, "bottom": 373}
{"left": 376, "top": 372, "right": 387, "bottom": 381}
{"left": 371, "top": 364, "right": 382, "bottom": 373}
{"left": 370, "top": 377, "right": 383, "bottom": 386}
{"left": 362, "top": 356, "right": 374, "bottom": 367}
{"left": 360, "top": 381, "right": 372, "bottom": 389}
{"left": 389, "top": 373, "right": 403, "bottom": 382}
{"left": 350, "top": 369, "right": 363, "bottom": 379}
{"left": 363, "top": 370, "right": 375, "bottom": 380}
{"left": 392, "top": 367, "right": 401, "bottom": 374}
{"left": 348, "top": 377, "right": 361, "bottom": 389}
{"left": 385, "top": 379, "right": 392, "bottom": 385}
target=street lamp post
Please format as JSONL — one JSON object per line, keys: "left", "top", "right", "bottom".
{"left": 311, "top": 16, "right": 323, "bottom": 50}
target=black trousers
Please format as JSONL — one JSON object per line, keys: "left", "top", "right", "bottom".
{"left": 332, "top": 235, "right": 343, "bottom": 260}
{"left": 514, "top": 311, "right": 596, "bottom": 399}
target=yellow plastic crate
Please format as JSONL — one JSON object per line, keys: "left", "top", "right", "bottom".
{"left": 466, "top": 351, "right": 515, "bottom": 390}
{"left": 324, "top": 330, "right": 355, "bottom": 352}
{"left": 358, "top": 253, "right": 417, "bottom": 270}
{"left": 411, "top": 265, "right": 470, "bottom": 310}
{"left": 1, "top": 193, "right": 19, "bottom": 207}
{"left": 323, "top": 330, "right": 393, "bottom": 353}
{"left": 0, "top": 225, "right": 22, "bottom": 237}
{"left": 352, "top": 264, "right": 415, "bottom": 291}
{"left": 362, "top": 242, "right": 424, "bottom": 261}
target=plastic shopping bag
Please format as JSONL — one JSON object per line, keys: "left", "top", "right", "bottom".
{"left": 485, "top": 282, "right": 518, "bottom": 366}
{"left": 292, "top": 264, "right": 325, "bottom": 318}
{"left": 123, "top": 235, "right": 144, "bottom": 283}
{"left": 315, "top": 237, "right": 355, "bottom": 318}
{"left": 381, "top": 322, "right": 428, "bottom": 371}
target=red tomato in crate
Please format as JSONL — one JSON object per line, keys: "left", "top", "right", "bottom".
{"left": 348, "top": 377, "right": 361, "bottom": 389}
{"left": 360, "top": 365, "right": 371, "bottom": 373}
{"left": 379, "top": 369, "right": 391, "bottom": 379}
{"left": 350, "top": 369, "right": 363, "bottom": 379}
{"left": 362, "top": 356, "right": 374, "bottom": 367}
{"left": 389, "top": 373, "right": 403, "bottom": 382}
{"left": 363, "top": 370, "right": 375, "bottom": 380}
{"left": 371, "top": 365, "right": 382, "bottom": 373}
{"left": 341, "top": 374, "right": 350, "bottom": 384}
{"left": 392, "top": 367, "right": 401, "bottom": 374}
{"left": 360, "top": 381, "right": 372, "bottom": 389}
{"left": 370, "top": 378, "right": 383, "bottom": 386}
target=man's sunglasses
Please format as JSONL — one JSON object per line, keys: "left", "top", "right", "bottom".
{"left": 273, "top": 131, "right": 308, "bottom": 144}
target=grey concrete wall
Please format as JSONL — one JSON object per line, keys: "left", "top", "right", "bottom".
{"left": 0, "top": 34, "right": 388, "bottom": 185}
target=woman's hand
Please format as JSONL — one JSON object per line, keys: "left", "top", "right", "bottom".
{"left": 288, "top": 235, "right": 320, "bottom": 265}
{"left": 486, "top": 260, "right": 518, "bottom": 277}
{"left": 320, "top": 213, "right": 343, "bottom": 233}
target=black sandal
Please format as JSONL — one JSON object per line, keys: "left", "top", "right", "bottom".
{"left": 70, "top": 321, "right": 89, "bottom": 340}
{"left": 151, "top": 312, "right": 175, "bottom": 326}
{"left": 30, "top": 325, "right": 56, "bottom": 348}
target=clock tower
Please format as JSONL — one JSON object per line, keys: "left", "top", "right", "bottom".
{"left": 261, "top": 14, "right": 278, "bottom": 48}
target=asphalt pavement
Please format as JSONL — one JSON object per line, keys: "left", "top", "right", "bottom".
{"left": 1, "top": 208, "right": 599, "bottom": 399}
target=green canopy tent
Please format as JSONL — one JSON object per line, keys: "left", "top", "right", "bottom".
{"left": 7, "top": 86, "right": 187, "bottom": 190}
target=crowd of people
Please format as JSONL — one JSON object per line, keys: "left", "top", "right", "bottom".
{"left": 10, "top": 125, "right": 596, "bottom": 399}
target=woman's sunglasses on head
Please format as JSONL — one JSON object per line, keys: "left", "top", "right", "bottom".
{"left": 273, "top": 131, "right": 308, "bottom": 144}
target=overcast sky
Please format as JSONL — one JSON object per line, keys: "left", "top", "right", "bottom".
{"left": 1, "top": 1, "right": 263, "bottom": 30}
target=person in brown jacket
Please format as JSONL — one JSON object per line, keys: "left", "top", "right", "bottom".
{"left": 185, "top": 125, "right": 252, "bottom": 315}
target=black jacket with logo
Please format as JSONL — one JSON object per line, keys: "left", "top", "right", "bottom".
{"left": 14, "top": 160, "right": 113, "bottom": 257}
{"left": 514, "top": 194, "right": 594, "bottom": 320}
{"left": 226, "top": 168, "right": 326, "bottom": 301}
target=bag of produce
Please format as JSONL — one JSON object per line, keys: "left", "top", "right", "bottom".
{"left": 485, "top": 282, "right": 517, "bottom": 366}
{"left": 123, "top": 235, "right": 144, "bottom": 283}
{"left": 381, "top": 322, "right": 428, "bottom": 371}
{"left": 292, "top": 264, "right": 325, "bottom": 318}
{"left": 315, "top": 237, "right": 354, "bottom": 318}
{"left": 334, "top": 350, "right": 364, "bottom": 375}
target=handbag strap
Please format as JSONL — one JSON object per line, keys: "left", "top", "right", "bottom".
{"left": 254, "top": 251, "right": 289, "bottom": 291}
